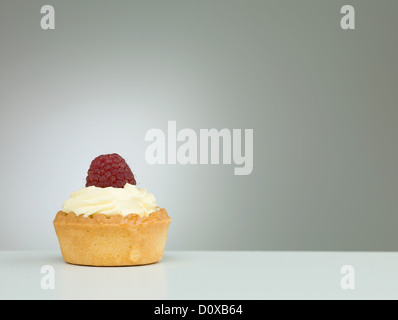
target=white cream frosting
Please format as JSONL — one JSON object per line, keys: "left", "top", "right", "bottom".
{"left": 62, "top": 183, "right": 158, "bottom": 217}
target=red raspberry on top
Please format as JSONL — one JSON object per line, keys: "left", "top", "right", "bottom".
{"left": 85, "top": 153, "right": 136, "bottom": 188}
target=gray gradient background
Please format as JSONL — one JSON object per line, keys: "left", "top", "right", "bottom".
{"left": 0, "top": 1, "right": 397, "bottom": 251}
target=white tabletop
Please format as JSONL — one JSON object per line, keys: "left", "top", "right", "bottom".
{"left": 0, "top": 250, "right": 397, "bottom": 300}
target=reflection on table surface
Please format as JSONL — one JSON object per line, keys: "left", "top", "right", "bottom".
{"left": 1, "top": 251, "right": 397, "bottom": 299}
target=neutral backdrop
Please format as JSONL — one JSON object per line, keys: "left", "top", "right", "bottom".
{"left": 0, "top": 0, "right": 397, "bottom": 251}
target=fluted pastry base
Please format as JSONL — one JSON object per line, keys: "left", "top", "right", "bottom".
{"left": 53, "top": 209, "right": 171, "bottom": 266}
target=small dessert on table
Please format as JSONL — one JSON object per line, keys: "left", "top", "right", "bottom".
{"left": 54, "top": 153, "right": 171, "bottom": 266}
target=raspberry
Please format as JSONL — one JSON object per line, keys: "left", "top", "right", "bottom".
{"left": 85, "top": 153, "right": 136, "bottom": 188}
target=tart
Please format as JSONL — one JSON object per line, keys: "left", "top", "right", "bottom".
{"left": 53, "top": 153, "right": 171, "bottom": 266}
